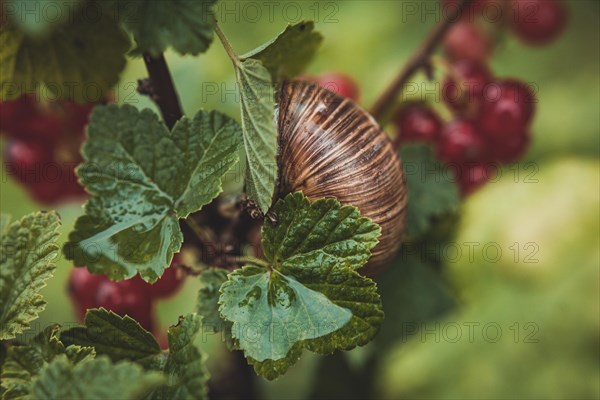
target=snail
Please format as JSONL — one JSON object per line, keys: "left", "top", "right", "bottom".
{"left": 276, "top": 80, "right": 408, "bottom": 276}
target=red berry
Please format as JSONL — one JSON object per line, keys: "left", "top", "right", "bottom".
{"left": 3, "top": 139, "right": 53, "bottom": 185}
{"left": 442, "top": 60, "right": 493, "bottom": 116}
{"left": 0, "top": 96, "right": 37, "bottom": 135}
{"left": 0, "top": 97, "right": 63, "bottom": 142}
{"left": 60, "top": 101, "right": 95, "bottom": 133}
{"left": 394, "top": 104, "right": 443, "bottom": 143}
{"left": 96, "top": 279, "right": 155, "bottom": 331}
{"left": 511, "top": 0, "right": 567, "bottom": 45}
{"left": 478, "top": 79, "right": 536, "bottom": 141}
{"left": 68, "top": 268, "right": 106, "bottom": 320}
{"left": 438, "top": 119, "right": 487, "bottom": 163}
{"left": 489, "top": 131, "right": 530, "bottom": 164}
{"left": 309, "top": 73, "right": 360, "bottom": 101}
{"left": 458, "top": 163, "right": 492, "bottom": 196}
{"left": 444, "top": 21, "right": 492, "bottom": 62}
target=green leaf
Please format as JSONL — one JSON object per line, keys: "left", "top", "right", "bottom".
{"left": 400, "top": 143, "right": 460, "bottom": 238}
{"left": 148, "top": 314, "right": 209, "bottom": 400}
{"left": 263, "top": 192, "right": 381, "bottom": 271}
{"left": 63, "top": 345, "right": 95, "bottom": 365}
{"left": 235, "top": 58, "right": 278, "bottom": 214}
{"left": 2, "top": 0, "right": 84, "bottom": 36}
{"left": 219, "top": 192, "right": 384, "bottom": 379}
{"left": 60, "top": 309, "right": 161, "bottom": 363}
{"left": 32, "top": 355, "right": 164, "bottom": 399}
{"left": 240, "top": 21, "right": 323, "bottom": 80}
{"left": 0, "top": 211, "right": 60, "bottom": 340}
{"left": 196, "top": 268, "right": 230, "bottom": 333}
{"left": 0, "top": 4, "right": 129, "bottom": 102}
{"left": 0, "top": 325, "right": 94, "bottom": 399}
{"left": 220, "top": 265, "right": 352, "bottom": 362}
{"left": 1, "top": 325, "right": 63, "bottom": 398}
{"left": 60, "top": 311, "right": 209, "bottom": 399}
{"left": 100, "top": 0, "right": 217, "bottom": 57}
{"left": 64, "top": 105, "right": 242, "bottom": 282}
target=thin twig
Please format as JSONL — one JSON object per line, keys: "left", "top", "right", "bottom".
{"left": 369, "top": 0, "right": 474, "bottom": 121}
{"left": 226, "top": 255, "right": 270, "bottom": 269}
{"left": 141, "top": 53, "right": 184, "bottom": 130}
{"left": 214, "top": 23, "right": 239, "bottom": 65}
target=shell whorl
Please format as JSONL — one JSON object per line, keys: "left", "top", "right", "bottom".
{"left": 277, "top": 80, "right": 407, "bottom": 275}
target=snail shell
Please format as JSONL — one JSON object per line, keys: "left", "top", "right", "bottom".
{"left": 277, "top": 80, "right": 407, "bottom": 275}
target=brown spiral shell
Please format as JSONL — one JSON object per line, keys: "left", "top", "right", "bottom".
{"left": 277, "top": 80, "right": 408, "bottom": 276}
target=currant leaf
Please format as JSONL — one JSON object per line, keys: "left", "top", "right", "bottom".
{"left": 263, "top": 192, "right": 381, "bottom": 271}
{"left": 60, "top": 310, "right": 209, "bottom": 399}
{"left": 32, "top": 355, "right": 164, "bottom": 399}
{"left": 61, "top": 309, "right": 161, "bottom": 363}
{"left": 196, "top": 268, "right": 231, "bottom": 334}
{"left": 0, "top": 4, "right": 129, "bottom": 102}
{"left": 219, "top": 192, "right": 384, "bottom": 379}
{"left": 220, "top": 265, "right": 352, "bottom": 362}
{"left": 0, "top": 325, "right": 95, "bottom": 398}
{"left": 240, "top": 21, "right": 323, "bottom": 81}
{"left": 235, "top": 58, "right": 279, "bottom": 214}
{"left": 0, "top": 211, "right": 60, "bottom": 340}
{"left": 100, "top": 0, "right": 217, "bottom": 57}
{"left": 64, "top": 105, "right": 242, "bottom": 282}
{"left": 147, "top": 314, "right": 209, "bottom": 400}
{"left": 400, "top": 143, "right": 460, "bottom": 239}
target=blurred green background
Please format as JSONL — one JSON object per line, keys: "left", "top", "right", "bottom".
{"left": 1, "top": 1, "right": 598, "bottom": 398}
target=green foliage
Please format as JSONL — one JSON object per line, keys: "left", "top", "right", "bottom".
{"left": 32, "top": 355, "right": 164, "bottom": 399}
{"left": 149, "top": 314, "right": 209, "bottom": 400}
{"left": 2, "top": 0, "right": 84, "bottom": 36}
{"left": 0, "top": 325, "right": 95, "bottom": 399}
{"left": 262, "top": 192, "right": 381, "bottom": 270}
{"left": 61, "top": 309, "right": 161, "bottom": 363}
{"left": 241, "top": 21, "right": 323, "bottom": 81}
{"left": 64, "top": 105, "right": 242, "bottom": 282}
{"left": 196, "top": 268, "right": 230, "bottom": 334}
{"left": 235, "top": 58, "right": 279, "bottom": 214}
{"left": 400, "top": 144, "right": 460, "bottom": 239}
{"left": 219, "top": 192, "right": 384, "bottom": 379}
{"left": 101, "top": 0, "right": 217, "bottom": 57}
{"left": 0, "top": 4, "right": 129, "bottom": 102}
{"left": 60, "top": 310, "right": 209, "bottom": 399}
{"left": 220, "top": 265, "right": 352, "bottom": 362}
{"left": 0, "top": 211, "right": 61, "bottom": 340}
{"left": 221, "top": 21, "right": 324, "bottom": 214}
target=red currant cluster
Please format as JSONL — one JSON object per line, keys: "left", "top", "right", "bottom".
{"left": 0, "top": 96, "right": 93, "bottom": 204}
{"left": 67, "top": 259, "right": 185, "bottom": 333}
{"left": 395, "top": 0, "right": 567, "bottom": 195}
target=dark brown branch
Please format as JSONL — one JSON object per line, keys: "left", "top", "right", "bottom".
{"left": 141, "top": 53, "right": 184, "bottom": 130}
{"left": 369, "top": 0, "right": 474, "bottom": 121}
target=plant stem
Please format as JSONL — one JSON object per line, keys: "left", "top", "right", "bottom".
{"left": 369, "top": 0, "right": 473, "bottom": 121}
{"left": 214, "top": 23, "right": 239, "bottom": 65}
{"left": 230, "top": 255, "right": 270, "bottom": 269}
{"left": 141, "top": 53, "right": 184, "bottom": 130}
